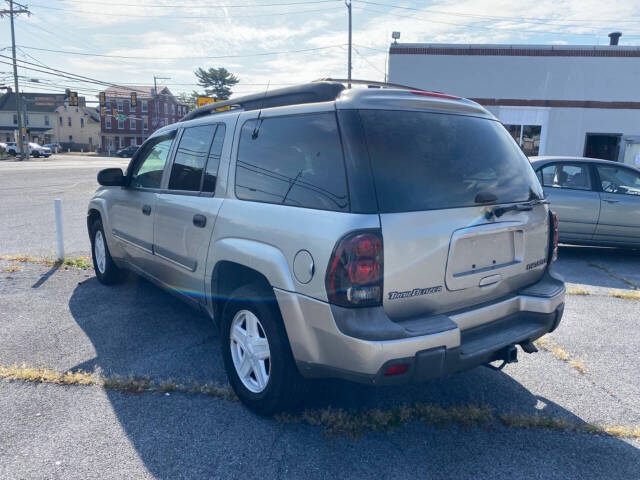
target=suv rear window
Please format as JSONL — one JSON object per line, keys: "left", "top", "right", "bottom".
{"left": 235, "top": 113, "right": 349, "bottom": 212}
{"left": 358, "top": 110, "right": 543, "bottom": 213}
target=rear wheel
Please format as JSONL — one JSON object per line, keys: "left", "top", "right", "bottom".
{"left": 32, "top": 151, "right": 40, "bottom": 158}
{"left": 90, "top": 218, "right": 123, "bottom": 285}
{"left": 221, "top": 284, "right": 304, "bottom": 415}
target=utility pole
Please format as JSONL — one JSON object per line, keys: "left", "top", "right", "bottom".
{"left": 345, "top": 0, "right": 352, "bottom": 88}
{"left": 1, "top": 1, "right": 31, "bottom": 160}
{"left": 152, "top": 75, "right": 170, "bottom": 131}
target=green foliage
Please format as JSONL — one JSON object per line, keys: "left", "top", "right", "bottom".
{"left": 194, "top": 67, "right": 239, "bottom": 100}
{"left": 176, "top": 91, "right": 199, "bottom": 111}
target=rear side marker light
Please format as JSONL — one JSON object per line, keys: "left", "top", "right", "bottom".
{"left": 384, "top": 364, "right": 409, "bottom": 376}
{"left": 549, "top": 211, "right": 559, "bottom": 263}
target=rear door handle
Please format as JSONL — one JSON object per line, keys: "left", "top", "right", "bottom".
{"left": 142, "top": 204, "right": 152, "bottom": 215}
{"left": 603, "top": 198, "right": 620, "bottom": 204}
{"left": 193, "top": 214, "right": 207, "bottom": 228}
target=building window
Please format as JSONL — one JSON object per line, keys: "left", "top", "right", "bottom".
{"left": 119, "top": 136, "right": 124, "bottom": 148}
{"left": 25, "top": 115, "right": 29, "bottom": 125}
{"left": 44, "top": 115, "right": 50, "bottom": 126}
{"left": 118, "top": 118, "right": 124, "bottom": 130}
{"left": 69, "top": 135, "right": 73, "bottom": 142}
{"left": 130, "top": 118, "right": 136, "bottom": 129}
{"left": 504, "top": 124, "right": 541, "bottom": 156}
{"left": 143, "top": 116, "right": 148, "bottom": 131}
{"left": 171, "top": 104, "right": 175, "bottom": 115}
{"left": 164, "top": 103, "right": 168, "bottom": 114}
{"left": 80, "top": 118, "right": 84, "bottom": 128}
{"left": 68, "top": 117, "right": 72, "bottom": 127}
{"left": 141, "top": 100, "right": 148, "bottom": 113}
{"left": 106, "top": 116, "right": 112, "bottom": 129}
{"left": 117, "top": 100, "right": 123, "bottom": 112}
{"left": 12, "top": 114, "right": 17, "bottom": 124}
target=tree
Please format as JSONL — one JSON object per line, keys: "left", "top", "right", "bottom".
{"left": 176, "top": 91, "right": 199, "bottom": 111}
{"left": 194, "top": 67, "right": 239, "bottom": 100}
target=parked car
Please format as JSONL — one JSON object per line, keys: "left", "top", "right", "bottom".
{"left": 531, "top": 156, "right": 640, "bottom": 248}
{"left": 5, "top": 141, "right": 51, "bottom": 157}
{"left": 43, "top": 143, "right": 61, "bottom": 154}
{"left": 115, "top": 145, "right": 139, "bottom": 157}
{"left": 28, "top": 142, "right": 52, "bottom": 158}
{"left": 88, "top": 81, "right": 565, "bottom": 414}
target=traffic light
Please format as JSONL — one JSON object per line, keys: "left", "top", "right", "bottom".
{"left": 100, "top": 107, "right": 106, "bottom": 117}
{"left": 112, "top": 107, "right": 118, "bottom": 117}
{"left": 99, "top": 92, "right": 106, "bottom": 107}
{"left": 130, "top": 92, "right": 137, "bottom": 108}
{"left": 68, "top": 91, "right": 78, "bottom": 107}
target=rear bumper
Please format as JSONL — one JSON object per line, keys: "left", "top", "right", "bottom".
{"left": 274, "top": 270, "right": 565, "bottom": 384}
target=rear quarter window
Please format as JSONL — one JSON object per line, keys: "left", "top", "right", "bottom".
{"left": 235, "top": 113, "right": 349, "bottom": 212}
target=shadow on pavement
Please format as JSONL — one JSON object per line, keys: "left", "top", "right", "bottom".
{"left": 68, "top": 274, "right": 640, "bottom": 479}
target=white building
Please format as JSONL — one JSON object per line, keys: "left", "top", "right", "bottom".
{"left": 388, "top": 35, "right": 640, "bottom": 166}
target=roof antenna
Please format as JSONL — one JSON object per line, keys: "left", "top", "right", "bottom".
{"left": 252, "top": 80, "right": 270, "bottom": 140}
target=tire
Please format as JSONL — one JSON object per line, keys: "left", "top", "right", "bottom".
{"left": 32, "top": 152, "right": 40, "bottom": 158}
{"left": 221, "top": 284, "right": 304, "bottom": 415}
{"left": 90, "top": 218, "right": 123, "bottom": 285}
{"left": 9, "top": 150, "right": 16, "bottom": 156}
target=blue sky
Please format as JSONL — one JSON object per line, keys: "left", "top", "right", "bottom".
{"left": 2, "top": 0, "right": 640, "bottom": 105}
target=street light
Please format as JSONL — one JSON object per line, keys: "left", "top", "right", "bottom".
{"left": 392, "top": 31, "right": 401, "bottom": 44}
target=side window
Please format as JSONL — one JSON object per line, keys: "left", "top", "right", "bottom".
{"left": 130, "top": 134, "right": 175, "bottom": 189}
{"left": 202, "top": 124, "right": 226, "bottom": 193}
{"left": 168, "top": 124, "right": 216, "bottom": 192}
{"left": 597, "top": 166, "right": 640, "bottom": 196}
{"left": 541, "top": 163, "right": 591, "bottom": 190}
{"left": 235, "top": 113, "right": 349, "bottom": 212}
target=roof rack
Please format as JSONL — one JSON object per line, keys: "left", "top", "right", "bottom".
{"left": 313, "top": 78, "right": 421, "bottom": 90}
{"left": 180, "top": 81, "right": 345, "bottom": 122}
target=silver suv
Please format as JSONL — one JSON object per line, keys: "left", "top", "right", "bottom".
{"left": 88, "top": 80, "right": 565, "bottom": 414}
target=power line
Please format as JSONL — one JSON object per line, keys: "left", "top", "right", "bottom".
{"left": 45, "top": 0, "right": 341, "bottom": 7}
{"left": 354, "top": 5, "right": 612, "bottom": 38}
{"left": 355, "top": 1, "right": 640, "bottom": 27}
{"left": 28, "top": 1, "right": 343, "bottom": 18}
{"left": 16, "top": 44, "right": 347, "bottom": 60}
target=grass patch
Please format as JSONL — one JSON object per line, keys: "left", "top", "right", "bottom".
{"left": 609, "top": 289, "right": 640, "bottom": 300}
{"left": 0, "top": 254, "right": 92, "bottom": 270}
{"left": 3, "top": 364, "right": 639, "bottom": 440}
{"left": 566, "top": 287, "right": 591, "bottom": 296}
{"left": 2, "top": 264, "right": 22, "bottom": 273}
{"left": 0, "top": 363, "right": 236, "bottom": 401}
{"left": 534, "top": 337, "right": 587, "bottom": 374}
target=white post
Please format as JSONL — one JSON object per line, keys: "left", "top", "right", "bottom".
{"left": 54, "top": 199, "right": 64, "bottom": 260}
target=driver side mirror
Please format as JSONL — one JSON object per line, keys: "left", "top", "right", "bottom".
{"left": 97, "top": 168, "right": 125, "bottom": 186}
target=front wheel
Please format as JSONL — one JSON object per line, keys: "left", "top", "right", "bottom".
{"left": 221, "top": 285, "right": 304, "bottom": 415}
{"left": 90, "top": 219, "right": 123, "bottom": 285}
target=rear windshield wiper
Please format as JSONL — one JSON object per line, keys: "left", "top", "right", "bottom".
{"left": 485, "top": 199, "right": 548, "bottom": 219}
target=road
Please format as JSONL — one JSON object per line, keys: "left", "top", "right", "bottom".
{"left": 0, "top": 155, "right": 129, "bottom": 258}
{"left": 1, "top": 155, "right": 639, "bottom": 479}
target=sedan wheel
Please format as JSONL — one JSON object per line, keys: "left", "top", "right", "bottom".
{"left": 229, "top": 309, "right": 271, "bottom": 393}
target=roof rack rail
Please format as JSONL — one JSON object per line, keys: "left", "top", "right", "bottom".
{"left": 313, "top": 77, "right": 421, "bottom": 90}
{"left": 180, "top": 81, "right": 346, "bottom": 122}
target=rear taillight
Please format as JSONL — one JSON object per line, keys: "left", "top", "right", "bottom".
{"left": 326, "top": 230, "right": 383, "bottom": 307}
{"left": 549, "top": 211, "right": 559, "bottom": 263}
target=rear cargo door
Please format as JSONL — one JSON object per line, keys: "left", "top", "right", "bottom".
{"left": 358, "top": 108, "right": 549, "bottom": 320}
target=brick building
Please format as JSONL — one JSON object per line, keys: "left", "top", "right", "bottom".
{"left": 99, "top": 86, "right": 189, "bottom": 153}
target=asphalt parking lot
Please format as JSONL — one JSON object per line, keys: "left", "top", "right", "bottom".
{"left": 1, "top": 156, "right": 639, "bottom": 479}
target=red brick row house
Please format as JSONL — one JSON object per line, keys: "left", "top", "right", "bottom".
{"left": 99, "top": 86, "right": 189, "bottom": 153}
